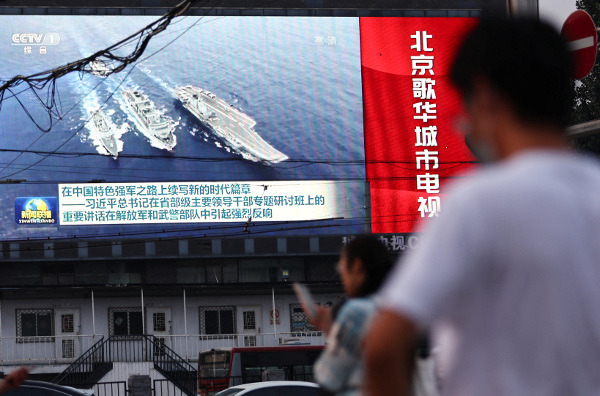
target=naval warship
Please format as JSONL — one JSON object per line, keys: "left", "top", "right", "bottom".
{"left": 122, "top": 90, "right": 176, "bottom": 150}
{"left": 89, "top": 108, "right": 119, "bottom": 158}
{"left": 174, "top": 85, "right": 288, "bottom": 164}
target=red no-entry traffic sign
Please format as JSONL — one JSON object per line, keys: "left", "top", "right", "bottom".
{"left": 561, "top": 10, "right": 598, "bottom": 80}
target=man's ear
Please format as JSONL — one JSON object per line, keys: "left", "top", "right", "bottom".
{"left": 351, "top": 258, "right": 366, "bottom": 275}
{"left": 470, "top": 77, "right": 499, "bottom": 114}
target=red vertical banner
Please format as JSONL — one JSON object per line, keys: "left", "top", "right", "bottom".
{"left": 360, "top": 17, "right": 478, "bottom": 233}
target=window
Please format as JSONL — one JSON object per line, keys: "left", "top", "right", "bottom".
{"left": 177, "top": 260, "right": 238, "bottom": 284}
{"left": 275, "top": 386, "right": 319, "bottom": 396}
{"left": 242, "top": 386, "right": 319, "bottom": 396}
{"left": 109, "top": 308, "right": 143, "bottom": 336}
{"left": 306, "top": 257, "right": 338, "bottom": 282}
{"left": 279, "top": 258, "right": 306, "bottom": 282}
{"left": 206, "top": 262, "right": 222, "bottom": 283}
{"left": 245, "top": 389, "right": 278, "bottom": 396}
{"left": 222, "top": 260, "right": 239, "bottom": 283}
{"left": 204, "top": 260, "right": 238, "bottom": 283}
{"left": 154, "top": 337, "right": 166, "bottom": 357}
{"left": 239, "top": 259, "right": 278, "bottom": 282}
{"left": 107, "top": 263, "right": 142, "bottom": 285}
{"left": 62, "top": 339, "right": 75, "bottom": 359}
{"left": 153, "top": 312, "right": 166, "bottom": 332}
{"left": 243, "top": 311, "right": 256, "bottom": 330}
{"left": 177, "top": 265, "right": 205, "bottom": 283}
{"left": 293, "top": 365, "right": 315, "bottom": 382}
{"left": 289, "top": 304, "right": 318, "bottom": 334}
{"left": 200, "top": 307, "right": 236, "bottom": 337}
{"left": 244, "top": 335, "right": 257, "bottom": 347}
{"left": 42, "top": 264, "right": 74, "bottom": 286}
{"left": 61, "top": 314, "right": 74, "bottom": 333}
{"left": 17, "top": 309, "right": 54, "bottom": 343}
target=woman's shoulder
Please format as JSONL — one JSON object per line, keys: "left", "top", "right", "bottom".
{"left": 336, "top": 298, "right": 377, "bottom": 323}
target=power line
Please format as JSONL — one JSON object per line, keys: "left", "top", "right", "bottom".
{"left": 0, "top": 0, "right": 222, "bottom": 179}
{"left": 0, "top": 148, "right": 474, "bottom": 165}
{"left": 0, "top": 0, "right": 307, "bottom": 181}
{"left": 1, "top": 214, "right": 419, "bottom": 249}
{"left": 3, "top": 203, "right": 423, "bottom": 243}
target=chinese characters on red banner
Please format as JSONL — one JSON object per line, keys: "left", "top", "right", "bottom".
{"left": 411, "top": 30, "right": 441, "bottom": 218}
{"left": 360, "top": 17, "right": 478, "bottom": 233}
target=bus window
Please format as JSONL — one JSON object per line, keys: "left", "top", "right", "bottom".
{"left": 199, "top": 350, "right": 231, "bottom": 378}
{"left": 292, "top": 365, "right": 314, "bottom": 382}
{"left": 200, "top": 346, "right": 324, "bottom": 393}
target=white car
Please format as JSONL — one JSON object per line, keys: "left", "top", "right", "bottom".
{"left": 214, "top": 381, "right": 319, "bottom": 396}
{"left": 4, "top": 381, "right": 93, "bottom": 396}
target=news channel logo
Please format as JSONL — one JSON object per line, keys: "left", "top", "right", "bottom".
{"left": 11, "top": 33, "right": 61, "bottom": 46}
{"left": 15, "top": 197, "right": 58, "bottom": 225}
{"left": 11, "top": 32, "right": 61, "bottom": 55}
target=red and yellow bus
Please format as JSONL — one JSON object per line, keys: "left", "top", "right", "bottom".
{"left": 198, "top": 345, "right": 324, "bottom": 395}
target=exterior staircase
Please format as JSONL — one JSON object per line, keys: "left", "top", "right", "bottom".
{"left": 52, "top": 335, "right": 197, "bottom": 396}
{"left": 52, "top": 336, "right": 113, "bottom": 387}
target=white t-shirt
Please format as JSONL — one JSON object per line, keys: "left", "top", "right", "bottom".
{"left": 378, "top": 150, "right": 600, "bottom": 396}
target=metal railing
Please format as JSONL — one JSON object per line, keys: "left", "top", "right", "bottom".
{"left": 151, "top": 336, "right": 197, "bottom": 396}
{"left": 0, "top": 334, "right": 98, "bottom": 365}
{"left": 0, "top": 332, "right": 326, "bottom": 365}
{"left": 52, "top": 337, "right": 112, "bottom": 387}
{"left": 154, "top": 378, "right": 191, "bottom": 396}
{"left": 150, "top": 332, "right": 326, "bottom": 361}
{"left": 77, "top": 381, "right": 127, "bottom": 396}
{"left": 54, "top": 335, "right": 197, "bottom": 395}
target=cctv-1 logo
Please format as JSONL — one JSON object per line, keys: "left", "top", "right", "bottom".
{"left": 11, "top": 32, "right": 61, "bottom": 46}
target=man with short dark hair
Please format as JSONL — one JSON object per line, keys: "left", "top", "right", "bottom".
{"left": 364, "top": 18, "right": 600, "bottom": 395}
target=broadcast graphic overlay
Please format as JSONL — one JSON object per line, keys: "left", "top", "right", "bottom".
{"left": 14, "top": 197, "right": 58, "bottom": 225}
{"left": 0, "top": 16, "right": 364, "bottom": 240}
{"left": 360, "top": 17, "right": 478, "bottom": 233}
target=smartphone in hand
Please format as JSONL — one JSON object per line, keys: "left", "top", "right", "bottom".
{"left": 293, "top": 282, "right": 317, "bottom": 318}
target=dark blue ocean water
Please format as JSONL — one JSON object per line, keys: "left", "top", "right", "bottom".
{"left": 0, "top": 16, "right": 365, "bottom": 240}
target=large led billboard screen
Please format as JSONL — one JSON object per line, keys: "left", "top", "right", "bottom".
{"left": 0, "top": 15, "right": 477, "bottom": 241}
{"left": 0, "top": 16, "right": 365, "bottom": 240}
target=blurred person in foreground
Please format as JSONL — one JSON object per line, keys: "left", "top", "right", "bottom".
{"left": 0, "top": 368, "right": 28, "bottom": 395}
{"left": 303, "top": 235, "right": 393, "bottom": 396}
{"left": 364, "top": 18, "right": 600, "bottom": 396}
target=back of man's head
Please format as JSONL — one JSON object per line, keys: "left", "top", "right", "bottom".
{"left": 451, "top": 18, "right": 573, "bottom": 130}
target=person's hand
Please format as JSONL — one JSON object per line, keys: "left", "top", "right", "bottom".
{"left": 0, "top": 367, "right": 28, "bottom": 394}
{"left": 307, "top": 305, "right": 333, "bottom": 334}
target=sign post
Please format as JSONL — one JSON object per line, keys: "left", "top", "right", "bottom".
{"left": 561, "top": 10, "right": 598, "bottom": 80}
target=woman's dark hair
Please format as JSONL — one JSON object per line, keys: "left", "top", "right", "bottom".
{"left": 343, "top": 234, "right": 394, "bottom": 297}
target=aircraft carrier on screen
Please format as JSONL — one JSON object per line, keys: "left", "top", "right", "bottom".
{"left": 174, "top": 85, "right": 288, "bottom": 164}
{"left": 89, "top": 108, "right": 119, "bottom": 158}
{"left": 122, "top": 89, "right": 176, "bottom": 151}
